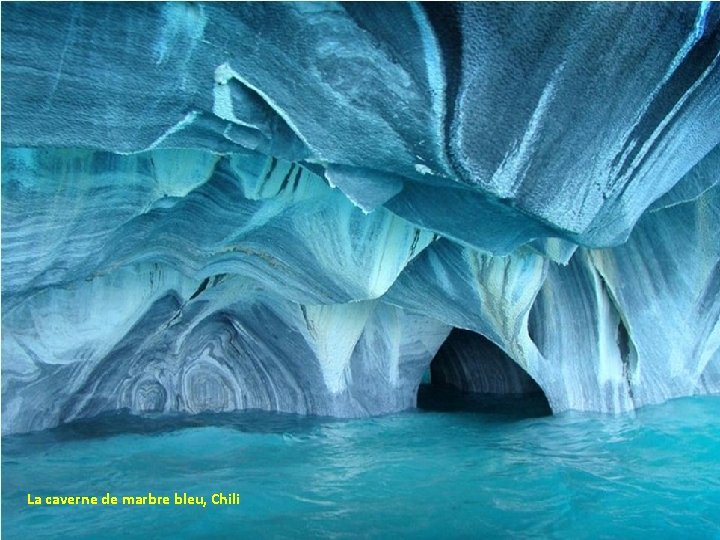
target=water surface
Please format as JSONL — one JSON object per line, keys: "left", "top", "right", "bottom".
{"left": 3, "top": 394, "right": 719, "bottom": 539}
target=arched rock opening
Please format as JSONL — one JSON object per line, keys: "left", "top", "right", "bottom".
{"left": 417, "top": 328, "right": 551, "bottom": 417}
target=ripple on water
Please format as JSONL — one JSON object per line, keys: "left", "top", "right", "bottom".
{"left": 2, "top": 396, "right": 720, "bottom": 539}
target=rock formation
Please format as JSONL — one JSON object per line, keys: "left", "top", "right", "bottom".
{"left": 2, "top": 2, "right": 718, "bottom": 433}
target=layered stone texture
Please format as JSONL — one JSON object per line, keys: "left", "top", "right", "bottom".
{"left": 2, "top": 2, "right": 718, "bottom": 433}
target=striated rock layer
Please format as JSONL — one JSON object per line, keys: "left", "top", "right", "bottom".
{"left": 1, "top": 2, "right": 719, "bottom": 433}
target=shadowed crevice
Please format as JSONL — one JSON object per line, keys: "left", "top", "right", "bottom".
{"left": 417, "top": 328, "right": 551, "bottom": 417}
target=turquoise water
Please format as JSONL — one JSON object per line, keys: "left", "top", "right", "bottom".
{"left": 2, "top": 393, "right": 719, "bottom": 539}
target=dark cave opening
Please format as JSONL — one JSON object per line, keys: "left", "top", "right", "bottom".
{"left": 417, "top": 328, "right": 551, "bottom": 417}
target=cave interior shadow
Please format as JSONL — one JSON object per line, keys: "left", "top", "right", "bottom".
{"left": 416, "top": 328, "right": 552, "bottom": 419}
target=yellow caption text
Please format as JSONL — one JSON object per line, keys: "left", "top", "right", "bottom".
{"left": 27, "top": 492, "right": 240, "bottom": 508}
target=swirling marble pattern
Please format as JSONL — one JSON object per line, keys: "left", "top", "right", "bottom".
{"left": 2, "top": 2, "right": 718, "bottom": 433}
{"left": 4, "top": 3, "right": 718, "bottom": 249}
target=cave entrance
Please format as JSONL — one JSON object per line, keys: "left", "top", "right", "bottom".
{"left": 417, "top": 328, "right": 551, "bottom": 417}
